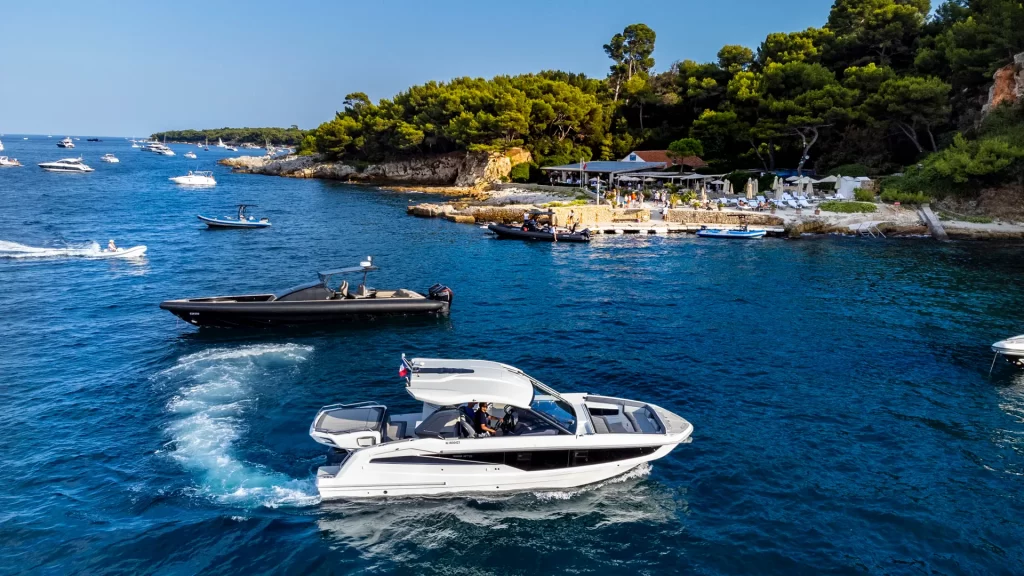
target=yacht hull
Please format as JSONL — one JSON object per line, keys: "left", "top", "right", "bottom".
{"left": 160, "top": 296, "right": 449, "bottom": 328}
{"left": 316, "top": 434, "right": 689, "bottom": 499}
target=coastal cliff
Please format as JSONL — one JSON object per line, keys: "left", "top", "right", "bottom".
{"left": 983, "top": 52, "right": 1024, "bottom": 115}
{"left": 220, "top": 149, "right": 528, "bottom": 188}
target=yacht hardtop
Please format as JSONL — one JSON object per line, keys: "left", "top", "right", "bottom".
{"left": 310, "top": 356, "right": 693, "bottom": 499}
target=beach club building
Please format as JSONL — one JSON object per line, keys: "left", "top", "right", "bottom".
{"left": 541, "top": 150, "right": 720, "bottom": 190}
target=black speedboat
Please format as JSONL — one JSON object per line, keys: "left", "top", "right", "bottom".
{"left": 160, "top": 257, "right": 452, "bottom": 328}
{"left": 487, "top": 210, "right": 590, "bottom": 243}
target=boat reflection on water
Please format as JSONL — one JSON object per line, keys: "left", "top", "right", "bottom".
{"left": 315, "top": 464, "right": 682, "bottom": 560}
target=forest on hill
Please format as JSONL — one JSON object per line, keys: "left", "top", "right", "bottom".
{"left": 151, "top": 126, "right": 306, "bottom": 146}
{"left": 300, "top": 0, "right": 1024, "bottom": 199}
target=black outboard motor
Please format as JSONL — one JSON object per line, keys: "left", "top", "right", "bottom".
{"left": 428, "top": 284, "right": 454, "bottom": 313}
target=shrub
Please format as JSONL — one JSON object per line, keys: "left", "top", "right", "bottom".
{"left": 819, "top": 201, "right": 877, "bottom": 213}
{"left": 853, "top": 188, "right": 874, "bottom": 202}
{"left": 541, "top": 199, "right": 589, "bottom": 207}
{"left": 879, "top": 190, "right": 931, "bottom": 204}
{"left": 509, "top": 162, "right": 531, "bottom": 182}
{"left": 827, "top": 163, "right": 870, "bottom": 177}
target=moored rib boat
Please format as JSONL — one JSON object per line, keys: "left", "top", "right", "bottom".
{"left": 197, "top": 204, "right": 270, "bottom": 228}
{"left": 310, "top": 356, "right": 693, "bottom": 499}
{"left": 991, "top": 334, "right": 1024, "bottom": 370}
{"left": 159, "top": 257, "right": 452, "bottom": 328}
{"left": 695, "top": 226, "right": 766, "bottom": 239}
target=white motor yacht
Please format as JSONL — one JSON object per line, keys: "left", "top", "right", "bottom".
{"left": 100, "top": 153, "right": 119, "bottom": 163}
{"left": 57, "top": 137, "right": 75, "bottom": 148}
{"left": 184, "top": 151, "right": 197, "bottom": 159}
{"left": 310, "top": 356, "right": 693, "bottom": 499}
{"left": 992, "top": 335, "right": 1024, "bottom": 369}
{"left": 38, "top": 157, "right": 94, "bottom": 172}
{"left": 169, "top": 170, "right": 216, "bottom": 186}
{"left": 145, "top": 142, "right": 175, "bottom": 156}
{"left": 225, "top": 145, "right": 238, "bottom": 152}
{"left": 0, "top": 156, "right": 22, "bottom": 167}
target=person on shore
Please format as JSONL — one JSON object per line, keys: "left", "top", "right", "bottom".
{"left": 568, "top": 209, "right": 578, "bottom": 233}
{"left": 474, "top": 402, "right": 498, "bottom": 436}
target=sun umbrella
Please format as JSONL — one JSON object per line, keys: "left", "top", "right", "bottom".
{"left": 753, "top": 178, "right": 759, "bottom": 196}
{"left": 701, "top": 186, "right": 708, "bottom": 204}
{"left": 803, "top": 181, "right": 814, "bottom": 196}
{"left": 786, "top": 176, "right": 800, "bottom": 182}
{"left": 774, "top": 177, "right": 784, "bottom": 199}
{"left": 817, "top": 175, "right": 838, "bottom": 184}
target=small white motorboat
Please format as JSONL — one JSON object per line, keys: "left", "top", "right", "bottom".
{"left": 169, "top": 170, "right": 216, "bottom": 186}
{"left": 91, "top": 245, "right": 148, "bottom": 259}
{"left": 184, "top": 151, "right": 197, "bottom": 159}
{"left": 100, "top": 153, "right": 119, "bottom": 163}
{"left": 0, "top": 156, "right": 22, "bottom": 167}
{"left": 991, "top": 335, "right": 1024, "bottom": 370}
{"left": 57, "top": 136, "right": 75, "bottom": 149}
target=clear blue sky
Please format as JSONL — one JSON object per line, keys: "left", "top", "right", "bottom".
{"left": 0, "top": 0, "right": 831, "bottom": 136}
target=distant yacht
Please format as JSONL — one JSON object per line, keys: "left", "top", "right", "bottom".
{"left": 184, "top": 151, "right": 197, "bottom": 159}
{"left": 225, "top": 145, "right": 238, "bottom": 152}
{"left": 57, "top": 137, "right": 75, "bottom": 148}
{"left": 130, "top": 138, "right": 141, "bottom": 149}
{"left": 39, "top": 157, "right": 94, "bottom": 172}
{"left": 100, "top": 153, "right": 119, "bottom": 163}
{"left": 0, "top": 138, "right": 4, "bottom": 152}
{"left": 0, "top": 156, "right": 22, "bottom": 167}
{"left": 169, "top": 170, "right": 216, "bottom": 186}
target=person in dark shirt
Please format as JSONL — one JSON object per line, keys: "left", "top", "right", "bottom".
{"left": 473, "top": 402, "right": 498, "bottom": 436}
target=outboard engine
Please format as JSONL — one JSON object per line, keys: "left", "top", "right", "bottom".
{"left": 428, "top": 284, "right": 453, "bottom": 313}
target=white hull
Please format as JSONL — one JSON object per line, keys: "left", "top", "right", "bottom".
{"left": 993, "top": 335, "right": 1024, "bottom": 357}
{"left": 170, "top": 176, "right": 216, "bottom": 186}
{"left": 90, "top": 245, "right": 147, "bottom": 259}
{"left": 317, "top": 442, "right": 680, "bottom": 499}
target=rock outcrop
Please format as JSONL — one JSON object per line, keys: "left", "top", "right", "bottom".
{"left": 220, "top": 148, "right": 532, "bottom": 188}
{"left": 983, "top": 52, "right": 1024, "bottom": 115}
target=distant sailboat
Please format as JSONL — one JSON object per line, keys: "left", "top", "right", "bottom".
{"left": 216, "top": 138, "right": 226, "bottom": 148}
{"left": 0, "top": 139, "right": 4, "bottom": 152}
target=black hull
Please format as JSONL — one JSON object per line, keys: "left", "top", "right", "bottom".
{"left": 487, "top": 224, "right": 590, "bottom": 243}
{"left": 160, "top": 298, "right": 449, "bottom": 328}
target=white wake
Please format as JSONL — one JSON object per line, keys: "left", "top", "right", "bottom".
{"left": 156, "top": 344, "right": 319, "bottom": 508}
{"left": 0, "top": 240, "right": 103, "bottom": 259}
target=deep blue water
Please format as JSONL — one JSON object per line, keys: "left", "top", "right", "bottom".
{"left": 2, "top": 135, "right": 1024, "bottom": 575}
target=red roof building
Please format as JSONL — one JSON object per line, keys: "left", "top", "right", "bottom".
{"left": 621, "top": 150, "right": 707, "bottom": 169}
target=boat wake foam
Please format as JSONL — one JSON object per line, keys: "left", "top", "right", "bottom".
{"left": 532, "top": 462, "right": 653, "bottom": 501}
{"left": 0, "top": 240, "right": 102, "bottom": 259}
{"left": 156, "top": 344, "right": 319, "bottom": 508}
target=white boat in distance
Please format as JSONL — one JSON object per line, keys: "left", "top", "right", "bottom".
{"left": 38, "top": 157, "right": 94, "bottom": 172}
{"left": 184, "top": 151, "right": 197, "bottom": 159}
{"left": 0, "top": 138, "right": 4, "bottom": 152}
{"left": 57, "top": 137, "right": 75, "bottom": 148}
{"left": 169, "top": 170, "right": 216, "bottom": 186}
{"left": 0, "top": 156, "right": 22, "bottom": 167}
{"left": 100, "top": 153, "right": 119, "bottom": 163}
{"left": 310, "top": 356, "right": 694, "bottom": 499}
{"left": 992, "top": 334, "right": 1024, "bottom": 369}
{"left": 216, "top": 138, "right": 226, "bottom": 148}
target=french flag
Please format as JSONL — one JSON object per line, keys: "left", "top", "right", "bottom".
{"left": 399, "top": 357, "right": 412, "bottom": 378}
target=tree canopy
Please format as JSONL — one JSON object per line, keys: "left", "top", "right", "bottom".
{"left": 298, "top": 1, "right": 1024, "bottom": 195}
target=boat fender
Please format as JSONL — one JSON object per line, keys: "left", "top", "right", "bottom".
{"left": 522, "top": 226, "right": 529, "bottom": 232}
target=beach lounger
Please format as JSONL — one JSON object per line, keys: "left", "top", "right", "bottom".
{"left": 798, "top": 198, "right": 813, "bottom": 209}
{"left": 786, "top": 199, "right": 800, "bottom": 210}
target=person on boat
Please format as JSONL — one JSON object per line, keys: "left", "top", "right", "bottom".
{"left": 473, "top": 402, "right": 498, "bottom": 436}
{"left": 461, "top": 402, "right": 477, "bottom": 423}
{"left": 107, "top": 239, "right": 117, "bottom": 252}
{"left": 568, "top": 209, "right": 578, "bottom": 233}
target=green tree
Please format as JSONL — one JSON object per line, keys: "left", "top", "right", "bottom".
{"left": 865, "top": 76, "right": 951, "bottom": 152}
{"left": 717, "top": 45, "right": 754, "bottom": 74}
{"left": 604, "top": 23, "right": 657, "bottom": 102}
{"left": 757, "top": 28, "right": 835, "bottom": 66}
{"left": 826, "top": 0, "right": 930, "bottom": 70}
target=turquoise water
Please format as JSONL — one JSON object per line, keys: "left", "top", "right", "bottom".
{"left": 2, "top": 136, "right": 1024, "bottom": 574}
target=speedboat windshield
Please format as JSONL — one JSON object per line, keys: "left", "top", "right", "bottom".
{"left": 530, "top": 383, "right": 576, "bottom": 432}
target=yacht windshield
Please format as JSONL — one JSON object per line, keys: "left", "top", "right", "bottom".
{"left": 530, "top": 385, "right": 576, "bottom": 432}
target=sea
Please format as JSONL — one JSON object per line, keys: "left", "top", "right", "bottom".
{"left": 2, "top": 135, "right": 1024, "bottom": 575}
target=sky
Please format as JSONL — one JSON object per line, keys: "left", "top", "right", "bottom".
{"left": 0, "top": 0, "right": 832, "bottom": 137}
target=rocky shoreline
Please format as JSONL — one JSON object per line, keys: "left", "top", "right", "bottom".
{"left": 219, "top": 153, "right": 1024, "bottom": 241}
{"left": 219, "top": 148, "right": 529, "bottom": 189}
